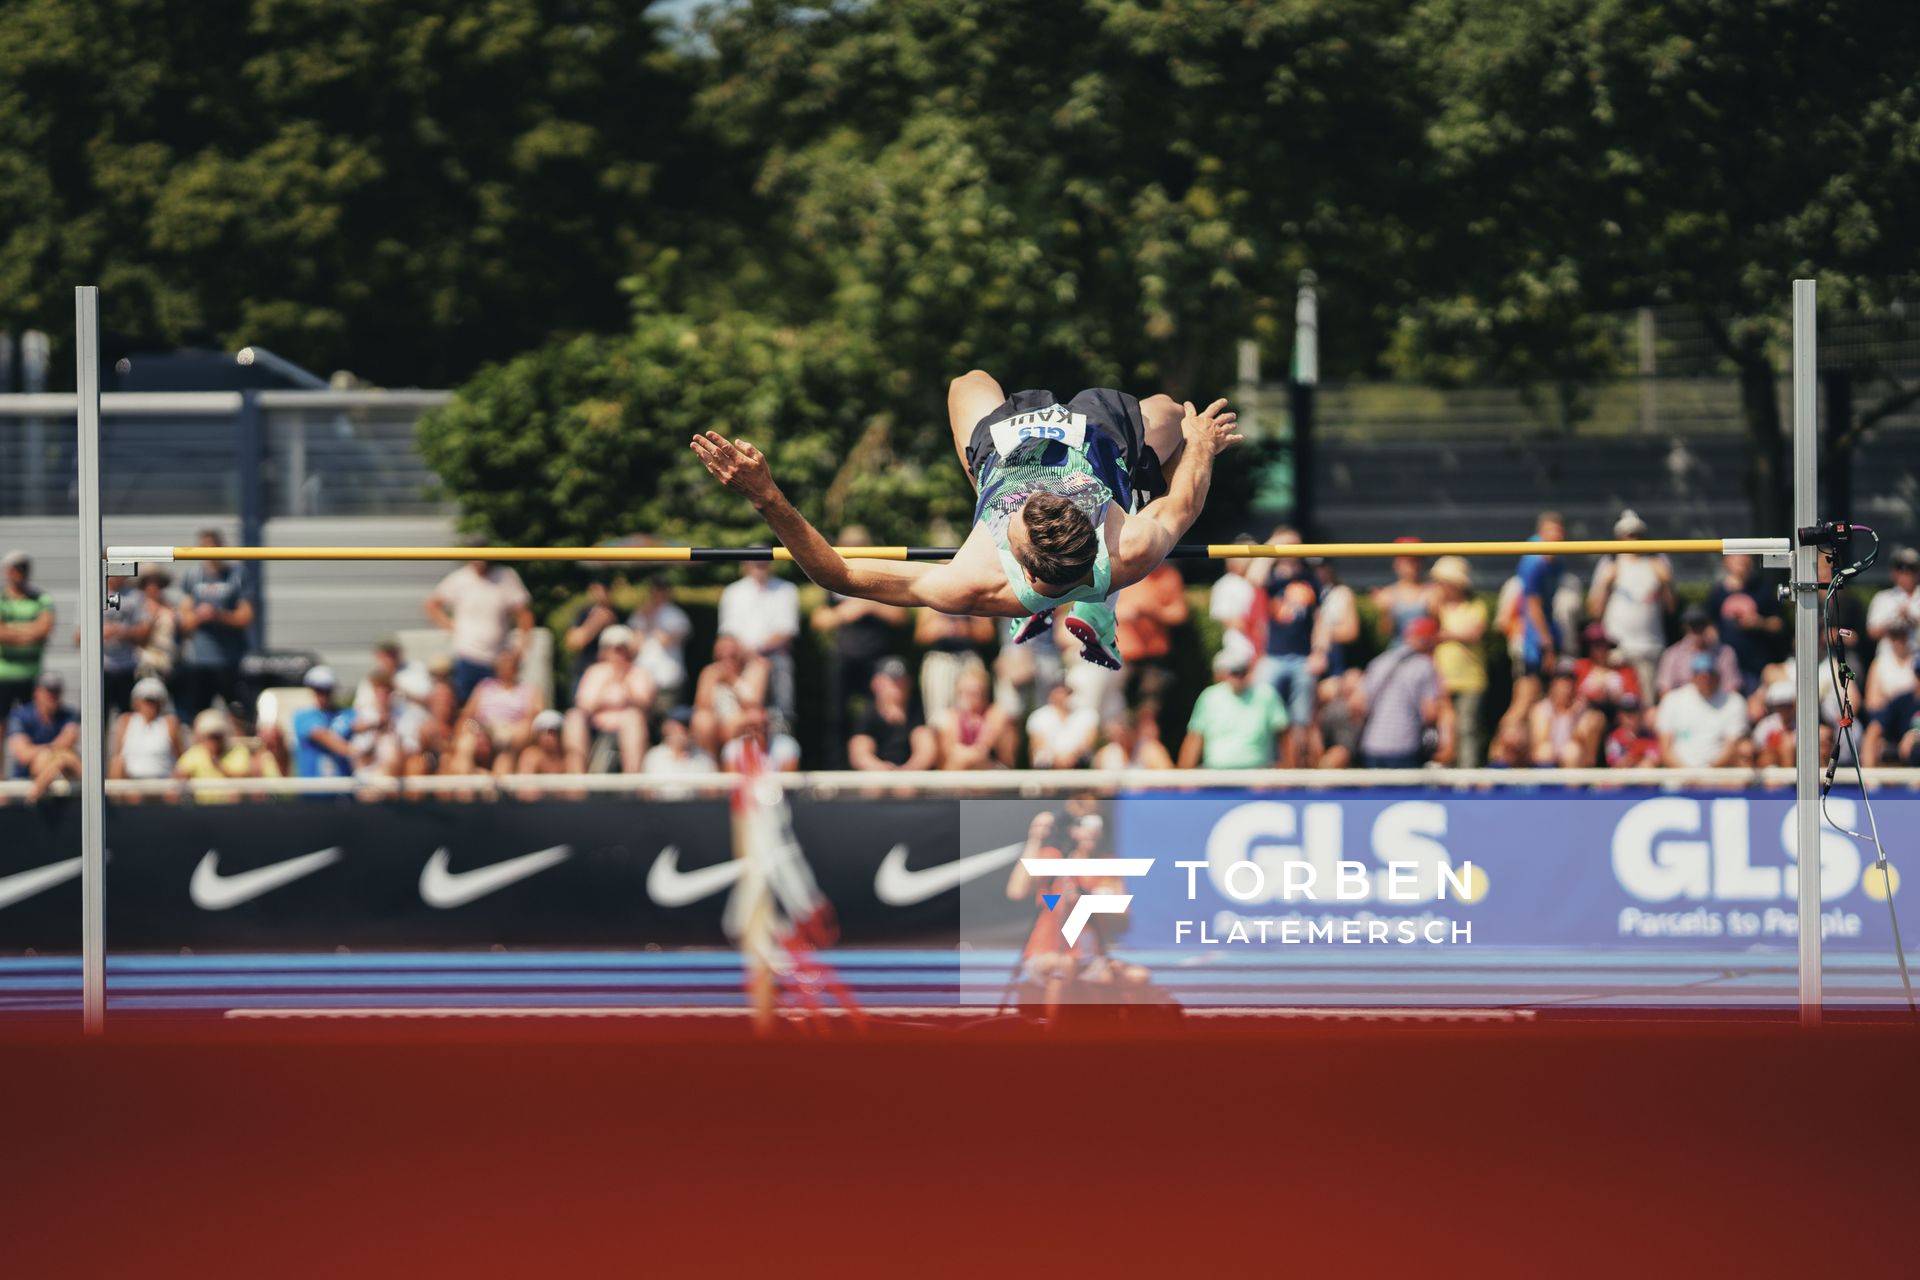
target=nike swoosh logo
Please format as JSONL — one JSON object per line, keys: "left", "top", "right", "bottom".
{"left": 646, "top": 845, "right": 743, "bottom": 907}
{"left": 191, "top": 848, "right": 343, "bottom": 911}
{"left": 420, "top": 845, "right": 571, "bottom": 909}
{"left": 0, "top": 857, "right": 82, "bottom": 910}
{"left": 874, "top": 841, "right": 1025, "bottom": 907}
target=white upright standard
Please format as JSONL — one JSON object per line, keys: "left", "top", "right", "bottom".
{"left": 76, "top": 285, "right": 107, "bottom": 1034}
{"left": 1792, "top": 278, "right": 1821, "bottom": 1025}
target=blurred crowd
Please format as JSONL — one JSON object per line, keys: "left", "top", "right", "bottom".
{"left": 6, "top": 514, "right": 1920, "bottom": 799}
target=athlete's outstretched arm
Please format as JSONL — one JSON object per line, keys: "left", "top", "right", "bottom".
{"left": 690, "top": 432, "right": 988, "bottom": 612}
{"left": 1112, "top": 399, "right": 1241, "bottom": 586}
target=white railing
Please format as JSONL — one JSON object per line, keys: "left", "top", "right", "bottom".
{"left": 2, "top": 766, "right": 1914, "bottom": 802}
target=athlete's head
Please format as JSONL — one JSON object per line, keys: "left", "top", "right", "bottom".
{"left": 1016, "top": 492, "right": 1097, "bottom": 588}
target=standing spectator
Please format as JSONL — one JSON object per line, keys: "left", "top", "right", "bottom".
{"left": 1529, "top": 661, "right": 1594, "bottom": 768}
{"left": 424, "top": 549, "right": 534, "bottom": 705}
{"left": 718, "top": 561, "right": 799, "bottom": 723}
{"left": 1263, "top": 528, "right": 1325, "bottom": 769}
{"left": 1587, "top": 510, "right": 1673, "bottom": 693}
{"left": 173, "top": 708, "right": 278, "bottom": 802}
{"left": 1179, "top": 635, "right": 1287, "bottom": 769}
{"left": 1866, "top": 547, "right": 1920, "bottom": 668}
{"left": 109, "top": 678, "right": 183, "bottom": 783}
{"left": 721, "top": 706, "right": 800, "bottom": 773}
{"left": 1115, "top": 563, "right": 1190, "bottom": 703}
{"left": 1657, "top": 653, "right": 1752, "bottom": 768}
{"left": 134, "top": 569, "right": 179, "bottom": 689}
{"left": 174, "top": 530, "right": 254, "bottom": 720}
{"left": 1749, "top": 681, "right": 1800, "bottom": 768}
{"left": 1354, "top": 616, "right": 1449, "bottom": 769}
{"left": 936, "top": 664, "right": 1013, "bottom": 770}
{"left": 0, "top": 550, "right": 55, "bottom": 720}
{"left": 100, "top": 573, "right": 148, "bottom": 715}
{"left": 1312, "top": 559, "right": 1362, "bottom": 675}
{"left": 848, "top": 658, "right": 938, "bottom": 772}
{"left": 566, "top": 625, "right": 653, "bottom": 773}
{"left": 1429, "top": 556, "right": 1488, "bottom": 768}
{"left": 915, "top": 608, "right": 994, "bottom": 725}
{"left": 563, "top": 578, "right": 621, "bottom": 697}
{"left": 1707, "top": 553, "right": 1783, "bottom": 694}
{"left": 1499, "top": 512, "right": 1564, "bottom": 732}
{"left": 1094, "top": 710, "right": 1175, "bottom": 770}
{"left": 290, "top": 667, "right": 357, "bottom": 780}
{"left": 644, "top": 707, "right": 718, "bottom": 775}
{"left": 1603, "top": 692, "right": 1661, "bottom": 767}
{"left": 1026, "top": 680, "right": 1100, "bottom": 769}
{"left": 1371, "top": 539, "right": 1429, "bottom": 648}
{"left": 1866, "top": 653, "right": 1920, "bottom": 767}
{"left": 692, "top": 634, "right": 769, "bottom": 759}
{"left": 6, "top": 672, "right": 79, "bottom": 800}
{"left": 631, "top": 578, "right": 694, "bottom": 711}
{"left": 1656, "top": 605, "right": 1742, "bottom": 695}
{"left": 812, "top": 529, "right": 906, "bottom": 763}
{"left": 1866, "top": 621, "right": 1917, "bottom": 713}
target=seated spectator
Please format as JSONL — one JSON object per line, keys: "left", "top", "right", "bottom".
{"left": 721, "top": 706, "right": 800, "bottom": 773}
{"left": 1588, "top": 510, "right": 1673, "bottom": 693}
{"left": 692, "top": 634, "right": 769, "bottom": 759}
{"left": 354, "top": 640, "right": 429, "bottom": 724}
{"left": 1865, "top": 652, "right": 1920, "bottom": 767}
{"left": 916, "top": 608, "right": 994, "bottom": 726}
{"left": 460, "top": 647, "right": 544, "bottom": 774}
{"left": 1603, "top": 692, "right": 1661, "bottom": 767}
{"left": 174, "top": 708, "right": 278, "bottom": 802}
{"left": 1429, "top": 556, "right": 1488, "bottom": 768}
{"left": 1485, "top": 717, "right": 1534, "bottom": 768}
{"left": 291, "top": 667, "right": 358, "bottom": 780}
{"left": 1371, "top": 540, "right": 1429, "bottom": 647}
{"left": 1312, "top": 670, "right": 1363, "bottom": 769}
{"left": 566, "top": 625, "right": 654, "bottom": 773}
{"left": 814, "top": 529, "right": 907, "bottom": 763}
{"left": 1865, "top": 621, "right": 1916, "bottom": 713}
{"left": 628, "top": 578, "right": 691, "bottom": 714}
{"left": 1026, "top": 679, "right": 1100, "bottom": 769}
{"left": 514, "top": 709, "right": 570, "bottom": 778}
{"left": 1750, "top": 680, "right": 1800, "bottom": 768}
{"left": 936, "top": 664, "right": 1012, "bottom": 770}
{"left": 1179, "top": 635, "right": 1287, "bottom": 769}
{"left": 1354, "top": 616, "right": 1449, "bottom": 768}
{"left": 1058, "top": 610, "right": 1126, "bottom": 726}
{"left": 1657, "top": 653, "right": 1752, "bottom": 768}
{"left": 563, "top": 578, "right": 621, "bottom": 696}
{"left": 6, "top": 672, "right": 80, "bottom": 800}
{"left": 1866, "top": 546, "right": 1920, "bottom": 668}
{"left": 1529, "top": 660, "right": 1594, "bottom": 768}
{"left": 1093, "top": 709, "right": 1174, "bottom": 770}
{"left": 1656, "top": 605, "right": 1741, "bottom": 696}
{"left": 424, "top": 550, "right": 533, "bottom": 705}
{"left": 849, "top": 658, "right": 938, "bottom": 772}
{"left": 350, "top": 669, "right": 423, "bottom": 779}
{"left": 644, "top": 706, "right": 718, "bottom": 775}
{"left": 1575, "top": 624, "right": 1642, "bottom": 706}
{"left": 109, "top": 678, "right": 183, "bottom": 783}
{"left": 1115, "top": 562, "right": 1190, "bottom": 703}
{"left": 1708, "top": 553, "right": 1783, "bottom": 694}
{"left": 719, "top": 561, "right": 799, "bottom": 723}
{"left": 413, "top": 656, "right": 461, "bottom": 774}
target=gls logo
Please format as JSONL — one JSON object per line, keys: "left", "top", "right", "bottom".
{"left": 1612, "top": 796, "right": 1880, "bottom": 903}
{"left": 1020, "top": 857, "right": 1154, "bottom": 944}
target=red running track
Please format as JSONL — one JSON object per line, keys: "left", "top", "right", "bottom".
{"left": 2, "top": 1014, "right": 1916, "bottom": 1275}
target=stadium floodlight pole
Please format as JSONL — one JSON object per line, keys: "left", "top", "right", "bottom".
{"left": 1792, "top": 278, "right": 1822, "bottom": 1027}
{"left": 75, "top": 286, "right": 107, "bottom": 1035}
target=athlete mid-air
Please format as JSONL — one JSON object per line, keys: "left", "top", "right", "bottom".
{"left": 691, "top": 370, "right": 1239, "bottom": 670}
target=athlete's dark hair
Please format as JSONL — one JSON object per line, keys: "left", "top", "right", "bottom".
{"left": 1019, "top": 492, "right": 1098, "bottom": 586}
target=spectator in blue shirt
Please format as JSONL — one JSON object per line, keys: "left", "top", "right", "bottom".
{"left": 1498, "top": 511, "right": 1565, "bottom": 743}
{"left": 290, "top": 666, "right": 358, "bottom": 779}
{"left": 1867, "top": 653, "right": 1920, "bottom": 767}
{"left": 6, "top": 671, "right": 80, "bottom": 800}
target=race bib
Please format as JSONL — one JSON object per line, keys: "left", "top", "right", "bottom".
{"left": 989, "top": 404, "right": 1087, "bottom": 459}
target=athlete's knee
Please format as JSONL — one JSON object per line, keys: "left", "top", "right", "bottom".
{"left": 950, "top": 369, "right": 999, "bottom": 398}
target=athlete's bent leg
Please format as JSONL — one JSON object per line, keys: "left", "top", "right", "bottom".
{"left": 1139, "top": 393, "right": 1185, "bottom": 469}
{"left": 948, "top": 370, "right": 1006, "bottom": 483}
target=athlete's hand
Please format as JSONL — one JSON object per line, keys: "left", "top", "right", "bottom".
{"left": 691, "top": 432, "right": 779, "bottom": 506}
{"left": 1180, "top": 399, "right": 1242, "bottom": 457}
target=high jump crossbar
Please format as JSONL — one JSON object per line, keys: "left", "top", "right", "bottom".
{"left": 105, "top": 537, "right": 1788, "bottom": 565}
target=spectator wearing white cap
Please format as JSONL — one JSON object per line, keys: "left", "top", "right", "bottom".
{"left": 1179, "top": 633, "right": 1288, "bottom": 769}
{"left": 6, "top": 671, "right": 79, "bottom": 800}
{"left": 290, "top": 666, "right": 357, "bottom": 779}
{"left": 1429, "top": 556, "right": 1488, "bottom": 767}
{"left": 109, "top": 677, "right": 184, "bottom": 785}
{"left": 512, "top": 708, "right": 571, "bottom": 781}
{"left": 0, "top": 549, "right": 55, "bottom": 722}
{"left": 1749, "top": 680, "right": 1801, "bottom": 768}
{"left": 1586, "top": 509, "right": 1672, "bottom": 693}
{"left": 566, "top": 623, "right": 653, "bottom": 772}
{"left": 1866, "top": 547, "right": 1920, "bottom": 669}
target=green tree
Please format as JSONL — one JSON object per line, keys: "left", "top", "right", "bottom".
{"left": 0, "top": 0, "right": 718, "bottom": 385}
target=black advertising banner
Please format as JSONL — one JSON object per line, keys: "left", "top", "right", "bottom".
{"left": 0, "top": 798, "right": 1036, "bottom": 953}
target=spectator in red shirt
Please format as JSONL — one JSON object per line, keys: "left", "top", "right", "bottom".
{"left": 1603, "top": 692, "right": 1660, "bottom": 767}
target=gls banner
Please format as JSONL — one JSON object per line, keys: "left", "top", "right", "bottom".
{"left": 1113, "top": 789, "right": 1913, "bottom": 951}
